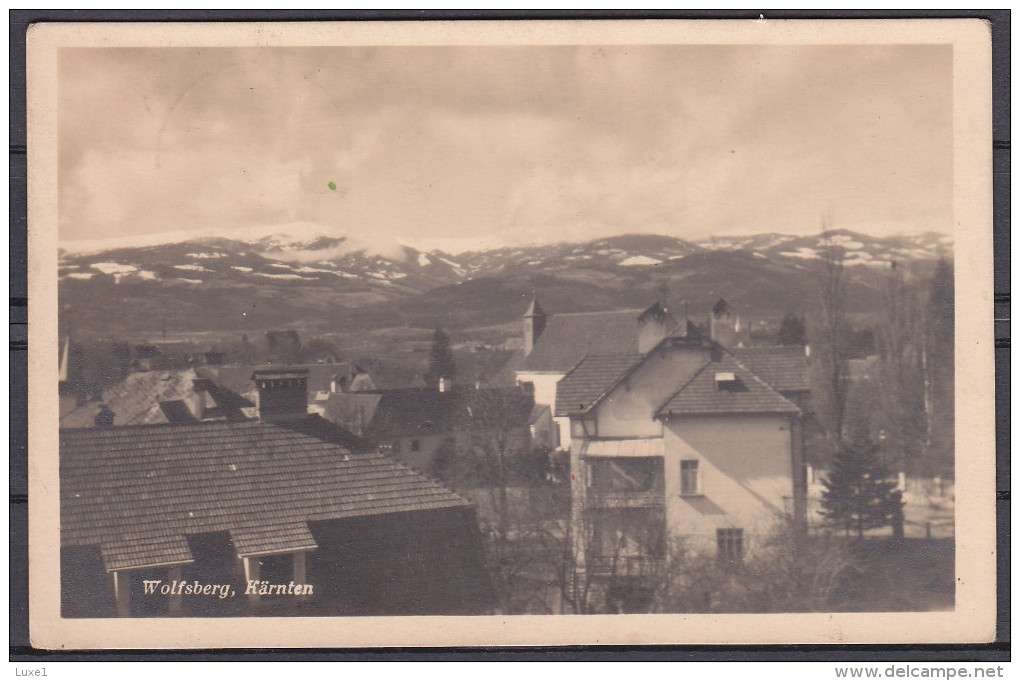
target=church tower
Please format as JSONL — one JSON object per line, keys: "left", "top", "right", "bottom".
{"left": 522, "top": 295, "right": 547, "bottom": 357}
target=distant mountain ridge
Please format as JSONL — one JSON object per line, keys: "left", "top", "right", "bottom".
{"left": 58, "top": 229, "right": 953, "bottom": 337}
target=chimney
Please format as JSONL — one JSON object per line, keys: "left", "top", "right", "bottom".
{"left": 252, "top": 369, "right": 309, "bottom": 421}
{"left": 637, "top": 301, "right": 670, "bottom": 354}
{"left": 94, "top": 404, "right": 115, "bottom": 428}
{"left": 522, "top": 294, "right": 547, "bottom": 357}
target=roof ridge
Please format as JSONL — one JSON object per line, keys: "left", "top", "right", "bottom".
{"left": 59, "top": 419, "right": 261, "bottom": 434}
{"left": 551, "top": 308, "right": 645, "bottom": 317}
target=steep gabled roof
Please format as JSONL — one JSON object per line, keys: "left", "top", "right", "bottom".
{"left": 60, "top": 419, "right": 469, "bottom": 571}
{"left": 732, "top": 346, "right": 811, "bottom": 392}
{"left": 656, "top": 355, "right": 800, "bottom": 418}
{"left": 554, "top": 354, "right": 643, "bottom": 417}
{"left": 522, "top": 309, "right": 644, "bottom": 372}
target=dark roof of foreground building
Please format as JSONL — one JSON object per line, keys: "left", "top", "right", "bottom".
{"left": 554, "top": 354, "right": 644, "bottom": 417}
{"left": 656, "top": 354, "right": 800, "bottom": 418}
{"left": 522, "top": 309, "right": 646, "bottom": 372}
{"left": 733, "top": 346, "right": 811, "bottom": 393}
{"left": 60, "top": 419, "right": 471, "bottom": 572}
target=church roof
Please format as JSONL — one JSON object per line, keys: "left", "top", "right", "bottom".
{"left": 522, "top": 309, "right": 645, "bottom": 372}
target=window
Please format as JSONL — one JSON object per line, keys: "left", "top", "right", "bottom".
{"left": 410, "top": 439, "right": 421, "bottom": 452}
{"left": 680, "top": 460, "right": 700, "bottom": 495}
{"left": 717, "top": 528, "right": 744, "bottom": 563}
{"left": 714, "top": 371, "right": 747, "bottom": 392}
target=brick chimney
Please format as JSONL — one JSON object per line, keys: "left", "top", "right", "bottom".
{"left": 637, "top": 301, "right": 670, "bottom": 354}
{"left": 252, "top": 369, "right": 309, "bottom": 421}
{"left": 94, "top": 404, "right": 115, "bottom": 428}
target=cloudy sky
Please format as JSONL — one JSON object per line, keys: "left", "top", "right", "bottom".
{"left": 58, "top": 44, "right": 952, "bottom": 251}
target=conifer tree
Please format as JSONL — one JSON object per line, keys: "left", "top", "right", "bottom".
{"left": 820, "top": 442, "right": 902, "bottom": 539}
{"left": 777, "top": 313, "right": 807, "bottom": 346}
{"left": 426, "top": 328, "right": 456, "bottom": 389}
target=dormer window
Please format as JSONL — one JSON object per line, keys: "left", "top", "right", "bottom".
{"left": 714, "top": 371, "right": 746, "bottom": 392}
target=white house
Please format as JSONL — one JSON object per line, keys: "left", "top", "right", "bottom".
{"left": 555, "top": 328, "right": 810, "bottom": 577}
{"left": 515, "top": 297, "right": 681, "bottom": 450}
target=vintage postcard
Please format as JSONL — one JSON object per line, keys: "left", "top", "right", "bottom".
{"left": 27, "top": 19, "right": 995, "bottom": 648}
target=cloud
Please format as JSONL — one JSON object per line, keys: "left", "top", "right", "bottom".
{"left": 58, "top": 44, "right": 953, "bottom": 248}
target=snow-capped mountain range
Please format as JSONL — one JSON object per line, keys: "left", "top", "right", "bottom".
{"left": 60, "top": 228, "right": 952, "bottom": 287}
{"left": 57, "top": 228, "right": 953, "bottom": 336}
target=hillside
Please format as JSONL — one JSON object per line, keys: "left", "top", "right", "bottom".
{"left": 57, "top": 229, "right": 952, "bottom": 339}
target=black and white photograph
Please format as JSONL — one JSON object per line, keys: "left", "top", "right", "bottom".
{"left": 26, "top": 19, "right": 996, "bottom": 648}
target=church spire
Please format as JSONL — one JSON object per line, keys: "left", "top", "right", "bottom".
{"left": 523, "top": 293, "right": 547, "bottom": 357}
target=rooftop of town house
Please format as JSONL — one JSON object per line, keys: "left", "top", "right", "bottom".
{"left": 60, "top": 418, "right": 470, "bottom": 572}
{"left": 656, "top": 354, "right": 801, "bottom": 418}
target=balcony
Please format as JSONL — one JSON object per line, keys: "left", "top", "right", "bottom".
{"left": 588, "top": 488, "right": 664, "bottom": 509}
{"left": 586, "top": 456, "right": 664, "bottom": 508}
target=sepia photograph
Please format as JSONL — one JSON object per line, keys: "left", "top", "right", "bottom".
{"left": 26, "top": 19, "right": 996, "bottom": 648}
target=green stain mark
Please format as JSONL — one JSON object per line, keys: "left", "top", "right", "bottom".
{"left": 328, "top": 181, "right": 337, "bottom": 191}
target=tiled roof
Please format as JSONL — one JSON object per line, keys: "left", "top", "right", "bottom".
{"left": 323, "top": 388, "right": 533, "bottom": 441}
{"left": 555, "top": 354, "right": 643, "bottom": 417}
{"left": 230, "top": 522, "right": 319, "bottom": 558}
{"left": 325, "top": 390, "right": 461, "bottom": 439}
{"left": 61, "top": 419, "right": 470, "bottom": 571}
{"left": 522, "top": 310, "right": 645, "bottom": 372}
{"left": 59, "top": 369, "right": 252, "bottom": 429}
{"left": 657, "top": 355, "right": 800, "bottom": 417}
{"left": 101, "top": 535, "right": 194, "bottom": 572}
{"left": 732, "top": 347, "right": 811, "bottom": 393}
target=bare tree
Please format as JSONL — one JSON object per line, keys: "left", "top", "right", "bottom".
{"left": 446, "top": 387, "right": 561, "bottom": 613}
{"left": 651, "top": 519, "right": 856, "bottom": 613}
{"left": 810, "top": 234, "right": 851, "bottom": 448}
{"left": 874, "top": 262, "right": 927, "bottom": 473}
{"left": 560, "top": 472, "right": 668, "bottom": 615}
{"left": 923, "top": 259, "right": 955, "bottom": 477}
